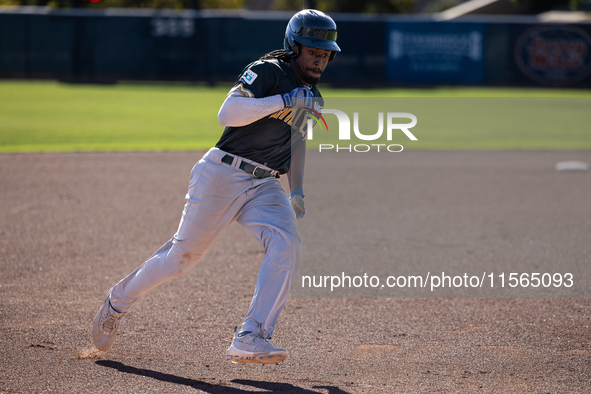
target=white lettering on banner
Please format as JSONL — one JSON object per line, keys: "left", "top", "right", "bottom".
{"left": 151, "top": 18, "right": 195, "bottom": 38}
{"left": 389, "top": 30, "right": 482, "bottom": 61}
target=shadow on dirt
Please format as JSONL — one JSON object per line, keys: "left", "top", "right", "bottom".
{"left": 95, "top": 360, "right": 352, "bottom": 393}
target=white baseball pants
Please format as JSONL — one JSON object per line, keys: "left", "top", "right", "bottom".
{"left": 108, "top": 147, "right": 301, "bottom": 337}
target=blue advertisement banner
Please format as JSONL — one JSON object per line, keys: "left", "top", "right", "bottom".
{"left": 387, "top": 22, "right": 485, "bottom": 84}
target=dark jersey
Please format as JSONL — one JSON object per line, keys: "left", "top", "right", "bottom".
{"left": 215, "top": 58, "right": 322, "bottom": 174}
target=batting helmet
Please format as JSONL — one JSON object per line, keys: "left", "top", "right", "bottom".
{"left": 284, "top": 9, "right": 340, "bottom": 62}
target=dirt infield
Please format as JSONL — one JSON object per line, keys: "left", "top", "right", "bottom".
{"left": 1, "top": 151, "right": 590, "bottom": 393}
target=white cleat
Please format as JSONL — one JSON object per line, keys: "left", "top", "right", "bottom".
{"left": 92, "top": 292, "right": 126, "bottom": 351}
{"left": 226, "top": 324, "right": 288, "bottom": 365}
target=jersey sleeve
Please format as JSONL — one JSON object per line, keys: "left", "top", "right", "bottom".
{"left": 229, "top": 61, "right": 279, "bottom": 99}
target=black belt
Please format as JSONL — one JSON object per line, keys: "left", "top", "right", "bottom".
{"left": 221, "top": 154, "right": 278, "bottom": 179}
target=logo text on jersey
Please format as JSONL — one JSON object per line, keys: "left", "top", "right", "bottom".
{"left": 241, "top": 70, "right": 258, "bottom": 85}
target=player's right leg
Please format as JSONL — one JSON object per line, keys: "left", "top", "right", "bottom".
{"left": 226, "top": 180, "right": 301, "bottom": 364}
{"left": 226, "top": 323, "right": 289, "bottom": 365}
{"left": 92, "top": 148, "right": 249, "bottom": 351}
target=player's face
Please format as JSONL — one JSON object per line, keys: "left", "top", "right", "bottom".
{"left": 292, "top": 45, "right": 331, "bottom": 86}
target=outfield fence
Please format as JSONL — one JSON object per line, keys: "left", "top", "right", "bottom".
{"left": 0, "top": 7, "right": 590, "bottom": 87}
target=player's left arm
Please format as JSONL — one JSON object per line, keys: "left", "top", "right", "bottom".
{"left": 288, "top": 139, "right": 306, "bottom": 220}
{"left": 217, "top": 86, "right": 284, "bottom": 127}
{"left": 218, "top": 85, "right": 314, "bottom": 127}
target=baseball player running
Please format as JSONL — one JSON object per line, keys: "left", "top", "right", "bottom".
{"left": 92, "top": 9, "right": 340, "bottom": 365}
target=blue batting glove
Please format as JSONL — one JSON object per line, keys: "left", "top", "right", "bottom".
{"left": 281, "top": 87, "right": 313, "bottom": 110}
{"left": 289, "top": 189, "right": 305, "bottom": 199}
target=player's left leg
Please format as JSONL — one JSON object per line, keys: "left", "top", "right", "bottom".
{"left": 226, "top": 179, "right": 301, "bottom": 364}
{"left": 93, "top": 149, "right": 251, "bottom": 351}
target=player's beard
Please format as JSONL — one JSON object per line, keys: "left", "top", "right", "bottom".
{"left": 291, "top": 58, "right": 322, "bottom": 86}
{"left": 302, "top": 69, "right": 321, "bottom": 86}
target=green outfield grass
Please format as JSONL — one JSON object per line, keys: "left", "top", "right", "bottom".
{"left": 1, "top": 80, "right": 590, "bottom": 152}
